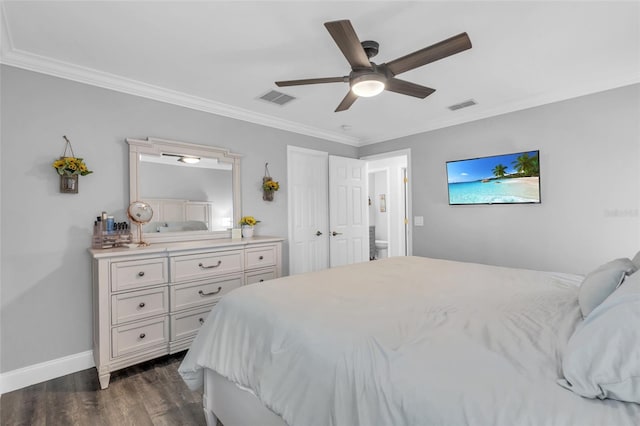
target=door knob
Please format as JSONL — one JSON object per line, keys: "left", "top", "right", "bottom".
{"left": 315, "top": 231, "right": 323, "bottom": 236}
{"left": 332, "top": 231, "right": 343, "bottom": 236}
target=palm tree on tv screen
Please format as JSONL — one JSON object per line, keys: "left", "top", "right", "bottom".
{"left": 492, "top": 164, "right": 508, "bottom": 178}
{"left": 512, "top": 153, "right": 539, "bottom": 176}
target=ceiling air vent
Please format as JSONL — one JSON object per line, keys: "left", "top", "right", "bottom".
{"left": 448, "top": 99, "right": 477, "bottom": 111}
{"left": 259, "top": 90, "right": 296, "bottom": 106}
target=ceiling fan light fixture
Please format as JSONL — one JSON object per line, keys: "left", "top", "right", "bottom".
{"left": 178, "top": 156, "right": 200, "bottom": 164}
{"left": 351, "top": 74, "right": 386, "bottom": 97}
{"left": 277, "top": 20, "right": 471, "bottom": 111}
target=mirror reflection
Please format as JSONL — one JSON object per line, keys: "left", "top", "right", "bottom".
{"left": 127, "top": 137, "right": 241, "bottom": 243}
{"left": 139, "top": 154, "right": 234, "bottom": 233}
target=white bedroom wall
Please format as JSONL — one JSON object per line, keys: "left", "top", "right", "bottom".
{"left": 0, "top": 65, "right": 357, "bottom": 374}
{"left": 360, "top": 84, "right": 640, "bottom": 275}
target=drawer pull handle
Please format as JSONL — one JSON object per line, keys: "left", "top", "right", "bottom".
{"left": 259, "top": 279, "right": 265, "bottom": 282}
{"left": 138, "top": 302, "right": 146, "bottom": 308}
{"left": 199, "top": 287, "right": 222, "bottom": 297}
{"left": 138, "top": 271, "right": 145, "bottom": 277}
{"left": 198, "top": 260, "right": 222, "bottom": 269}
{"left": 199, "top": 318, "right": 205, "bottom": 325}
{"left": 259, "top": 256, "right": 264, "bottom": 260}
{"left": 139, "top": 333, "right": 146, "bottom": 339}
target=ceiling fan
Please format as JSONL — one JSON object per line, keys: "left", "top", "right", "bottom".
{"left": 275, "top": 20, "right": 472, "bottom": 112}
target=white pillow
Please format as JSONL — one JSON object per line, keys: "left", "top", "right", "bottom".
{"left": 578, "top": 258, "right": 636, "bottom": 318}
{"left": 559, "top": 270, "right": 640, "bottom": 403}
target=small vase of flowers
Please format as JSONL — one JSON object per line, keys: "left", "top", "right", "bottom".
{"left": 262, "top": 178, "right": 280, "bottom": 201}
{"left": 239, "top": 216, "right": 260, "bottom": 238}
{"left": 262, "top": 162, "right": 279, "bottom": 201}
{"left": 52, "top": 136, "right": 93, "bottom": 193}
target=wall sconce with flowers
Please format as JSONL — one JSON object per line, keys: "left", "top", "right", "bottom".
{"left": 262, "top": 162, "right": 280, "bottom": 202}
{"left": 52, "top": 136, "right": 93, "bottom": 193}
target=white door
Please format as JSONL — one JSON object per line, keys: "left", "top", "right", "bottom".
{"left": 329, "top": 155, "right": 369, "bottom": 267}
{"left": 287, "top": 147, "right": 329, "bottom": 275}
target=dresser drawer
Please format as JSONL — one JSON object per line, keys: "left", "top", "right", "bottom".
{"left": 111, "top": 258, "right": 168, "bottom": 292}
{"left": 170, "top": 305, "right": 215, "bottom": 341}
{"left": 245, "top": 267, "right": 277, "bottom": 285}
{"left": 171, "top": 274, "right": 243, "bottom": 311}
{"left": 171, "top": 250, "right": 243, "bottom": 282}
{"left": 245, "top": 245, "right": 276, "bottom": 269}
{"left": 111, "top": 317, "right": 168, "bottom": 358}
{"left": 111, "top": 287, "right": 169, "bottom": 326}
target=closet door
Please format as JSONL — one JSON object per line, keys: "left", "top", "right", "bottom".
{"left": 329, "top": 156, "right": 369, "bottom": 267}
{"left": 287, "top": 146, "right": 329, "bottom": 275}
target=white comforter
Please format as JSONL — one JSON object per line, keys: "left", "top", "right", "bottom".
{"left": 179, "top": 256, "right": 640, "bottom": 426}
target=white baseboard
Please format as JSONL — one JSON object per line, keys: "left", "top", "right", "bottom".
{"left": 0, "top": 350, "right": 95, "bottom": 394}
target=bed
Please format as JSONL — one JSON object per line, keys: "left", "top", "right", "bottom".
{"left": 179, "top": 256, "right": 640, "bottom": 426}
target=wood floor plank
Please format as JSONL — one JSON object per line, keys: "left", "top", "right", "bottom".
{"left": 100, "top": 367, "right": 156, "bottom": 426}
{"left": 1, "top": 380, "right": 48, "bottom": 426}
{"left": 1, "top": 352, "right": 207, "bottom": 426}
{"left": 70, "top": 368, "right": 106, "bottom": 426}
{"left": 132, "top": 363, "right": 179, "bottom": 420}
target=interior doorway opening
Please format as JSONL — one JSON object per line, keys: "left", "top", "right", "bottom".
{"left": 362, "top": 149, "right": 411, "bottom": 260}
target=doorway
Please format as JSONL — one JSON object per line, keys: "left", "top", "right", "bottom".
{"left": 362, "top": 149, "right": 411, "bottom": 259}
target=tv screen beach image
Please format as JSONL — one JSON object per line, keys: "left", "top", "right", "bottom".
{"left": 447, "top": 151, "right": 540, "bottom": 205}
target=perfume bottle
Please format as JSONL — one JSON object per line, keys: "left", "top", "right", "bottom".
{"left": 101, "top": 212, "right": 108, "bottom": 233}
{"left": 106, "top": 216, "right": 115, "bottom": 234}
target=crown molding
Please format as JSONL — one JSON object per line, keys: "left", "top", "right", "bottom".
{"left": 0, "top": 45, "right": 362, "bottom": 147}
{"left": 3, "top": 43, "right": 637, "bottom": 148}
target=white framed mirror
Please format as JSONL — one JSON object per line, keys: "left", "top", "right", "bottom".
{"left": 127, "top": 137, "right": 241, "bottom": 243}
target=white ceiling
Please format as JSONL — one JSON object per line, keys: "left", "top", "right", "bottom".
{"left": 1, "top": 1, "right": 639, "bottom": 146}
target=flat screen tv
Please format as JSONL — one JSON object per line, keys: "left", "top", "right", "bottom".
{"left": 446, "top": 150, "right": 540, "bottom": 205}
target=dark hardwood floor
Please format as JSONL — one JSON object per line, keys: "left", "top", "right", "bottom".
{"left": 1, "top": 352, "right": 213, "bottom": 426}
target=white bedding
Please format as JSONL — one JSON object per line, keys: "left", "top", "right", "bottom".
{"left": 179, "top": 256, "right": 640, "bottom": 426}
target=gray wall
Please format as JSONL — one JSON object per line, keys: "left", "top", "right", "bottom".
{"left": 361, "top": 84, "right": 640, "bottom": 275}
{"left": 0, "top": 65, "right": 356, "bottom": 372}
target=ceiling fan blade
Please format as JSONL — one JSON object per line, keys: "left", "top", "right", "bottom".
{"left": 276, "top": 77, "right": 348, "bottom": 87}
{"left": 335, "top": 90, "right": 358, "bottom": 112}
{"left": 385, "top": 78, "right": 435, "bottom": 99}
{"left": 324, "top": 20, "right": 372, "bottom": 70}
{"left": 385, "top": 32, "right": 472, "bottom": 76}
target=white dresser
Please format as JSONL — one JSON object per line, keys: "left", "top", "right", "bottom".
{"left": 90, "top": 236, "right": 283, "bottom": 389}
